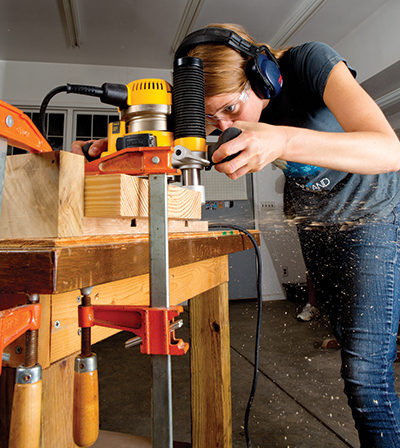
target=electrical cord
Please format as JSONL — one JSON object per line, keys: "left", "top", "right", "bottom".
{"left": 208, "top": 223, "right": 263, "bottom": 448}
{"left": 37, "top": 83, "right": 128, "bottom": 140}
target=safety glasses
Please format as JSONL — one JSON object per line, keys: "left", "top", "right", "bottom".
{"left": 205, "top": 82, "right": 250, "bottom": 125}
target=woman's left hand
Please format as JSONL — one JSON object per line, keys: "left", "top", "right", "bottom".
{"left": 211, "top": 121, "right": 286, "bottom": 179}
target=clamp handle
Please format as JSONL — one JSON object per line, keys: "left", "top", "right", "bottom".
{"left": 9, "top": 365, "right": 42, "bottom": 448}
{"left": 73, "top": 355, "right": 99, "bottom": 447}
{"left": 4, "top": 298, "right": 42, "bottom": 448}
{"left": 73, "top": 288, "right": 99, "bottom": 447}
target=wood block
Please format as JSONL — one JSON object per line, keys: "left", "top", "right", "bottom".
{"left": 85, "top": 175, "right": 201, "bottom": 220}
{"left": 142, "top": 181, "right": 202, "bottom": 220}
{"left": 84, "top": 174, "right": 140, "bottom": 217}
{"left": 0, "top": 152, "right": 84, "bottom": 238}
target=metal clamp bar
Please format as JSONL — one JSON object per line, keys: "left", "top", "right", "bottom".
{"left": 149, "top": 173, "right": 173, "bottom": 448}
{"left": 125, "top": 318, "right": 184, "bottom": 349}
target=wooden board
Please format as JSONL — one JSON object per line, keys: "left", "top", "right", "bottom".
{"left": 0, "top": 152, "right": 84, "bottom": 238}
{"left": 0, "top": 231, "right": 260, "bottom": 294}
{"left": 85, "top": 175, "right": 201, "bottom": 220}
{"left": 190, "top": 282, "right": 232, "bottom": 448}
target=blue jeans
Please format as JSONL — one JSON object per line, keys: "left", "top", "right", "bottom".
{"left": 297, "top": 204, "right": 400, "bottom": 448}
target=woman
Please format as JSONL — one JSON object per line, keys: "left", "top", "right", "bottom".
{"left": 176, "top": 23, "right": 400, "bottom": 448}
{"left": 71, "top": 22, "right": 400, "bottom": 446}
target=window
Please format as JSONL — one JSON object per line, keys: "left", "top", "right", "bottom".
{"left": 74, "top": 112, "right": 119, "bottom": 141}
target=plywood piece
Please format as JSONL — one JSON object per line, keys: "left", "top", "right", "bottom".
{"left": 84, "top": 175, "right": 201, "bottom": 220}
{"left": 83, "top": 217, "right": 208, "bottom": 236}
{"left": 50, "top": 256, "right": 229, "bottom": 363}
{"left": 0, "top": 152, "right": 84, "bottom": 238}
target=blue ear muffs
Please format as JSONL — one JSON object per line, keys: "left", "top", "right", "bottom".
{"left": 175, "top": 27, "right": 283, "bottom": 100}
{"left": 246, "top": 53, "right": 283, "bottom": 99}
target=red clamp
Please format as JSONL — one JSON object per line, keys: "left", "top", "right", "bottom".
{"left": 0, "top": 304, "right": 41, "bottom": 375}
{"left": 78, "top": 304, "right": 188, "bottom": 356}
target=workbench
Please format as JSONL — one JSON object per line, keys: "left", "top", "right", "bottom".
{"left": 0, "top": 230, "right": 260, "bottom": 448}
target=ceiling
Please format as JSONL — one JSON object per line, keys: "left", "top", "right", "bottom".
{"left": 0, "top": 0, "right": 391, "bottom": 72}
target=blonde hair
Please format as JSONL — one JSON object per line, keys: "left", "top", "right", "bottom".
{"left": 186, "top": 23, "right": 286, "bottom": 97}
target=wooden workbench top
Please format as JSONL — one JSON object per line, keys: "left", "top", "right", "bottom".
{"left": 0, "top": 230, "right": 259, "bottom": 295}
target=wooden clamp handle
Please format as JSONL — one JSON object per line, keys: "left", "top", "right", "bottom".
{"left": 9, "top": 364, "right": 42, "bottom": 448}
{"left": 73, "top": 354, "right": 99, "bottom": 447}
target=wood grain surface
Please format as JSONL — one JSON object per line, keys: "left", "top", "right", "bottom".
{"left": 0, "top": 231, "right": 259, "bottom": 294}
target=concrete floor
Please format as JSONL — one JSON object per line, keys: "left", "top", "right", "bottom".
{"left": 91, "top": 299, "right": 400, "bottom": 448}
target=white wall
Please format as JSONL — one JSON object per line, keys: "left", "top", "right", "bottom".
{"left": 0, "top": 60, "right": 172, "bottom": 107}
{"left": 333, "top": 0, "right": 400, "bottom": 83}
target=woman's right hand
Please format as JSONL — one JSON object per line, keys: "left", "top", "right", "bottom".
{"left": 71, "top": 138, "right": 108, "bottom": 161}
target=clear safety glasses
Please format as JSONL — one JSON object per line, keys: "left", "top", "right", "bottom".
{"left": 205, "top": 82, "right": 250, "bottom": 125}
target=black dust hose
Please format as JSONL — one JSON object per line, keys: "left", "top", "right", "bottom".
{"left": 172, "top": 56, "right": 206, "bottom": 141}
{"left": 208, "top": 223, "right": 263, "bottom": 448}
{"left": 38, "top": 83, "right": 128, "bottom": 141}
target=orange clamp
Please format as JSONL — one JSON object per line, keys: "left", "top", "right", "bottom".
{"left": 0, "top": 303, "right": 41, "bottom": 375}
{"left": 0, "top": 100, "right": 52, "bottom": 153}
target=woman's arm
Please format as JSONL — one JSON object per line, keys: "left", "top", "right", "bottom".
{"left": 290, "top": 61, "right": 400, "bottom": 174}
{"left": 213, "top": 62, "right": 400, "bottom": 179}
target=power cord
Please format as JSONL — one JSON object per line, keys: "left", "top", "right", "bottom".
{"left": 208, "top": 224, "right": 262, "bottom": 448}
{"left": 37, "top": 83, "right": 128, "bottom": 139}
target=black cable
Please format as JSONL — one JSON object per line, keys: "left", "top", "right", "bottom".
{"left": 208, "top": 223, "right": 263, "bottom": 448}
{"left": 38, "top": 85, "right": 69, "bottom": 137}
{"left": 37, "top": 83, "right": 128, "bottom": 142}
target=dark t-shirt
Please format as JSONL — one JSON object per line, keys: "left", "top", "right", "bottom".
{"left": 261, "top": 42, "right": 400, "bottom": 224}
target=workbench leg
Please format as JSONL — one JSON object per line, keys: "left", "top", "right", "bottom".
{"left": 40, "top": 355, "right": 76, "bottom": 448}
{"left": 189, "top": 282, "right": 232, "bottom": 448}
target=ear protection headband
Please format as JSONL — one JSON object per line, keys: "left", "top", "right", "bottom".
{"left": 175, "top": 27, "right": 282, "bottom": 99}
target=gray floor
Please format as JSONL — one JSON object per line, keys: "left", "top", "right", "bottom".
{"left": 91, "top": 299, "right": 400, "bottom": 448}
